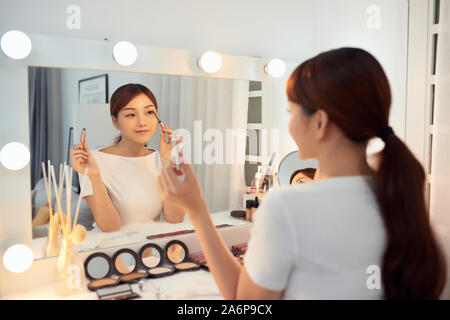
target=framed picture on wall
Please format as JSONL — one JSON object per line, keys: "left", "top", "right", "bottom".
{"left": 78, "top": 74, "right": 109, "bottom": 103}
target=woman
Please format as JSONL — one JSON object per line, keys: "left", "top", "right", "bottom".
{"left": 289, "top": 168, "right": 316, "bottom": 184}
{"left": 156, "top": 48, "right": 446, "bottom": 299}
{"left": 70, "top": 83, "right": 185, "bottom": 232}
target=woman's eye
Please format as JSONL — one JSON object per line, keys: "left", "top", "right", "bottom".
{"left": 147, "top": 111, "right": 155, "bottom": 115}
{"left": 126, "top": 114, "right": 135, "bottom": 118}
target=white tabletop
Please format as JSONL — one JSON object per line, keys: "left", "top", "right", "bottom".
{"left": 3, "top": 269, "right": 222, "bottom": 300}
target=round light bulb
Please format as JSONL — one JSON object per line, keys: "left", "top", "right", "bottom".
{"left": 0, "top": 30, "right": 32, "bottom": 60}
{"left": 3, "top": 244, "right": 34, "bottom": 273}
{"left": 264, "top": 58, "right": 286, "bottom": 78}
{"left": 0, "top": 142, "right": 30, "bottom": 171}
{"left": 113, "top": 41, "right": 138, "bottom": 66}
{"left": 198, "top": 51, "right": 222, "bottom": 73}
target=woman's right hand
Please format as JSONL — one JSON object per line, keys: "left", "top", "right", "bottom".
{"left": 70, "top": 139, "right": 100, "bottom": 177}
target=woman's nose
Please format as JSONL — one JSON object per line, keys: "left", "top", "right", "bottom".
{"left": 137, "top": 114, "right": 146, "bottom": 126}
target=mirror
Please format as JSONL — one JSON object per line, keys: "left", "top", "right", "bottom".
{"left": 84, "top": 252, "right": 113, "bottom": 280}
{"left": 139, "top": 243, "right": 163, "bottom": 269}
{"left": 276, "top": 150, "right": 319, "bottom": 186}
{"left": 113, "top": 249, "right": 138, "bottom": 275}
{"left": 29, "top": 65, "right": 273, "bottom": 260}
{"left": 165, "top": 240, "right": 188, "bottom": 264}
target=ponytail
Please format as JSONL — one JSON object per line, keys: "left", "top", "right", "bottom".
{"left": 374, "top": 134, "right": 446, "bottom": 299}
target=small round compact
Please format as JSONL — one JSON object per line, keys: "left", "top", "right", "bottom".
{"left": 165, "top": 240, "right": 201, "bottom": 272}
{"left": 84, "top": 252, "right": 120, "bottom": 291}
{"left": 112, "top": 248, "right": 148, "bottom": 283}
{"left": 139, "top": 243, "right": 176, "bottom": 278}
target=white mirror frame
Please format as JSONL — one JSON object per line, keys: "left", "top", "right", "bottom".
{"left": 0, "top": 32, "right": 297, "bottom": 275}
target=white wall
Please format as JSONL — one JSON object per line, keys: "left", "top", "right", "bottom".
{"left": 1, "top": 0, "right": 409, "bottom": 156}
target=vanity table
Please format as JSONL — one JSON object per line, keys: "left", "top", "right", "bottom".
{"left": 3, "top": 211, "right": 252, "bottom": 300}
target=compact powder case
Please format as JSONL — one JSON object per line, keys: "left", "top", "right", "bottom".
{"left": 84, "top": 252, "right": 120, "bottom": 291}
{"left": 112, "top": 248, "right": 148, "bottom": 283}
{"left": 165, "top": 240, "right": 201, "bottom": 272}
{"left": 139, "top": 243, "right": 176, "bottom": 278}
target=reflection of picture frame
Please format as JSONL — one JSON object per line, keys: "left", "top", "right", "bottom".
{"left": 78, "top": 74, "right": 109, "bottom": 103}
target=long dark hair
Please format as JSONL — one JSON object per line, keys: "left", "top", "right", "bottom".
{"left": 286, "top": 47, "right": 446, "bottom": 299}
{"left": 110, "top": 83, "right": 158, "bottom": 144}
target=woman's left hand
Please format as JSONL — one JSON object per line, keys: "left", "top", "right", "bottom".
{"left": 156, "top": 161, "right": 207, "bottom": 216}
{"left": 159, "top": 124, "right": 173, "bottom": 165}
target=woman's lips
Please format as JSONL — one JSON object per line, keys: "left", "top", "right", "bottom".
{"left": 135, "top": 130, "right": 149, "bottom": 134}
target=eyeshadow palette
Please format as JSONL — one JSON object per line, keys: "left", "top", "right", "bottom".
{"left": 189, "top": 251, "right": 209, "bottom": 270}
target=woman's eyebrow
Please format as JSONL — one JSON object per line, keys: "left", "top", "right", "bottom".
{"left": 122, "top": 105, "right": 156, "bottom": 111}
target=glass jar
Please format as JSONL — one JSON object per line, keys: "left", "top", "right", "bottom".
{"left": 56, "top": 237, "right": 85, "bottom": 297}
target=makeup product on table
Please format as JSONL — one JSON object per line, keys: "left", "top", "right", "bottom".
{"left": 112, "top": 248, "right": 148, "bottom": 283}
{"left": 259, "top": 150, "right": 278, "bottom": 193}
{"left": 84, "top": 252, "right": 119, "bottom": 291}
{"left": 165, "top": 240, "right": 201, "bottom": 272}
{"left": 189, "top": 251, "right": 209, "bottom": 270}
{"left": 246, "top": 200, "right": 254, "bottom": 221}
{"left": 146, "top": 224, "right": 232, "bottom": 240}
{"left": 250, "top": 166, "right": 263, "bottom": 194}
{"left": 147, "top": 229, "right": 194, "bottom": 240}
{"left": 250, "top": 197, "right": 259, "bottom": 222}
{"left": 139, "top": 243, "right": 175, "bottom": 278}
{"left": 97, "top": 283, "right": 140, "bottom": 300}
{"left": 230, "top": 210, "right": 246, "bottom": 220}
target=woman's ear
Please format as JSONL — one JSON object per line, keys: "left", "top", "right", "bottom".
{"left": 111, "top": 115, "right": 120, "bottom": 130}
{"left": 314, "top": 110, "right": 330, "bottom": 141}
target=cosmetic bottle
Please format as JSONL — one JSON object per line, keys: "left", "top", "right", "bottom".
{"left": 259, "top": 150, "right": 277, "bottom": 193}
{"left": 250, "top": 166, "right": 262, "bottom": 194}
{"left": 250, "top": 197, "right": 259, "bottom": 222}
{"left": 259, "top": 166, "right": 274, "bottom": 193}
{"left": 246, "top": 199, "right": 254, "bottom": 221}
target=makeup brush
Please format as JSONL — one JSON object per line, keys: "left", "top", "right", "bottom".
{"left": 153, "top": 111, "right": 164, "bottom": 129}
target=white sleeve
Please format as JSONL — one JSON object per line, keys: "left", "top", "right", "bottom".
{"left": 244, "top": 192, "right": 297, "bottom": 291}
{"left": 77, "top": 172, "right": 94, "bottom": 198}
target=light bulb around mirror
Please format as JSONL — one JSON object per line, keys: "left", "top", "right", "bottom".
{"left": 264, "top": 58, "right": 286, "bottom": 78}
{"left": 113, "top": 41, "right": 138, "bottom": 66}
{"left": 0, "top": 142, "right": 30, "bottom": 170}
{"left": 197, "top": 51, "right": 222, "bottom": 73}
{"left": 3, "top": 244, "right": 34, "bottom": 273}
{"left": 0, "top": 30, "right": 32, "bottom": 60}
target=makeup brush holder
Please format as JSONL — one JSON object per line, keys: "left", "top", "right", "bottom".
{"left": 56, "top": 237, "right": 85, "bottom": 297}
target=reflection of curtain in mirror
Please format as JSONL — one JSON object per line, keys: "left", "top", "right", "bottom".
{"left": 158, "top": 75, "right": 249, "bottom": 213}
{"left": 430, "top": 0, "right": 450, "bottom": 298}
{"left": 28, "top": 67, "right": 63, "bottom": 189}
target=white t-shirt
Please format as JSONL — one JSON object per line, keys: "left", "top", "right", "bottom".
{"left": 78, "top": 147, "right": 163, "bottom": 227}
{"left": 244, "top": 176, "right": 387, "bottom": 299}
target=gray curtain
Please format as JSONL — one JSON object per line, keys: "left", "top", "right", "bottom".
{"left": 28, "top": 67, "right": 63, "bottom": 189}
